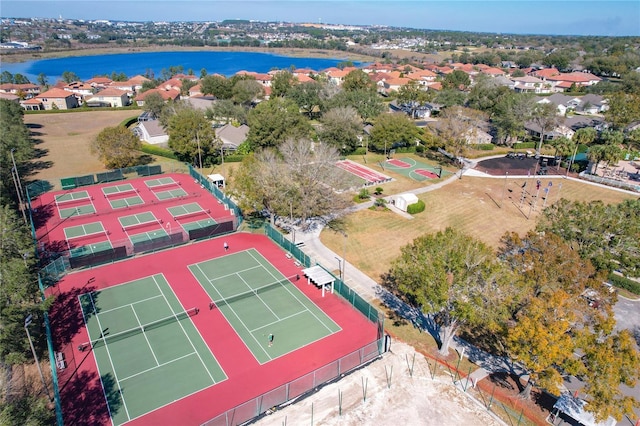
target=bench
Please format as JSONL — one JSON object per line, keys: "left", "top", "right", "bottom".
{"left": 55, "top": 352, "right": 66, "bottom": 370}
{"left": 285, "top": 253, "right": 292, "bottom": 259}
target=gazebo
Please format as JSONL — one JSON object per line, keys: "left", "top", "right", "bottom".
{"left": 302, "top": 265, "right": 335, "bottom": 297}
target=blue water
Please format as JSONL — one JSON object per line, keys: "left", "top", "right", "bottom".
{"left": 0, "top": 51, "right": 359, "bottom": 82}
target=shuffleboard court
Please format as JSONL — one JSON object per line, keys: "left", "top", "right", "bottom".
{"left": 144, "top": 177, "right": 178, "bottom": 189}
{"left": 78, "top": 274, "right": 226, "bottom": 426}
{"left": 189, "top": 248, "right": 341, "bottom": 364}
{"left": 102, "top": 183, "right": 136, "bottom": 197}
{"left": 108, "top": 195, "right": 144, "bottom": 209}
{"left": 153, "top": 187, "right": 188, "bottom": 200}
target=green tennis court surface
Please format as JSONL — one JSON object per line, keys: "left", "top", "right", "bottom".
{"left": 108, "top": 195, "right": 144, "bottom": 209}
{"left": 55, "top": 190, "right": 90, "bottom": 203}
{"left": 119, "top": 212, "right": 159, "bottom": 230}
{"left": 102, "top": 183, "right": 136, "bottom": 196}
{"left": 167, "top": 202, "right": 208, "bottom": 219}
{"left": 64, "top": 221, "right": 105, "bottom": 240}
{"left": 69, "top": 240, "right": 113, "bottom": 257}
{"left": 78, "top": 274, "right": 226, "bottom": 426}
{"left": 189, "top": 249, "right": 341, "bottom": 364}
{"left": 58, "top": 203, "right": 96, "bottom": 218}
{"left": 180, "top": 218, "right": 217, "bottom": 232}
{"left": 145, "top": 177, "right": 177, "bottom": 188}
{"left": 129, "top": 228, "right": 170, "bottom": 245}
{"left": 153, "top": 188, "right": 187, "bottom": 200}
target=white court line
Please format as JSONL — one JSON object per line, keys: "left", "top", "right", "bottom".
{"left": 88, "top": 292, "right": 131, "bottom": 422}
{"left": 131, "top": 306, "right": 160, "bottom": 366}
{"left": 118, "top": 351, "right": 197, "bottom": 382}
{"left": 236, "top": 273, "right": 280, "bottom": 320}
{"left": 247, "top": 249, "right": 336, "bottom": 334}
{"left": 193, "top": 263, "right": 270, "bottom": 359}
{"left": 151, "top": 275, "right": 216, "bottom": 384}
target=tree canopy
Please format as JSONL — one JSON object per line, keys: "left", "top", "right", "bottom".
{"left": 387, "top": 227, "right": 511, "bottom": 356}
{"left": 167, "top": 106, "right": 219, "bottom": 167}
{"left": 91, "top": 126, "right": 142, "bottom": 169}
{"left": 246, "top": 98, "right": 312, "bottom": 150}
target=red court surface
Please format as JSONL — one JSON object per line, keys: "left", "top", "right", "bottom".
{"left": 415, "top": 169, "right": 439, "bottom": 179}
{"left": 32, "top": 173, "right": 235, "bottom": 258}
{"left": 387, "top": 159, "right": 411, "bottom": 168}
{"left": 336, "top": 159, "right": 391, "bottom": 184}
{"left": 47, "top": 232, "right": 380, "bottom": 426}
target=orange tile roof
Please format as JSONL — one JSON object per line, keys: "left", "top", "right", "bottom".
{"left": 93, "top": 87, "right": 128, "bottom": 97}
{"left": 37, "top": 88, "right": 75, "bottom": 98}
{"left": 534, "top": 68, "right": 560, "bottom": 78}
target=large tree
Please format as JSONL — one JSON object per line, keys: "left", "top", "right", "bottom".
{"left": 246, "top": 97, "right": 312, "bottom": 150}
{"left": 441, "top": 70, "right": 471, "bottom": 91}
{"left": 0, "top": 99, "right": 33, "bottom": 207}
{"left": 167, "top": 107, "right": 219, "bottom": 167}
{"left": 287, "top": 80, "right": 324, "bottom": 119}
{"left": 492, "top": 93, "right": 534, "bottom": 145}
{"left": 342, "top": 69, "right": 375, "bottom": 92}
{"left": 270, "top": 70, "right": 296, "bottom": 98}
{"left": 328, "top": 88, "right": 384, "bottom": 123}
{"left": 230, "top": 139, "right": 350, "bottom": 225}
{"left": 395, "top": 80, "right": 432, "bottom": 118}
{"left": 537, "top": 199, "right": 640, "bottom": 277}
{"left": 200, "top": 74, "right": 233, "bottom": 99}
{"left": 368, "top": 113, "right": 419, "bottom": 155}
{"left": 387, "top": 227, "right": 511, "bottom": 356}
{"left": 317, "top": 106, "right": 363, "bottom": 154}
{"left": 530, "top": 102, "right": 562, "bottom": 155}
{"left": 433, "top": 106, "right": 487, "bottom": 176}
{"left": 604, "top": 92, "right": 640, "bottom": 131}
{"left": 91, "top": 126, "right": 141, "bottom": 169}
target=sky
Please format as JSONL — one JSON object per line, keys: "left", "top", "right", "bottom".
{"left": 2, "top": 0, "right": 639, "bottom": 37}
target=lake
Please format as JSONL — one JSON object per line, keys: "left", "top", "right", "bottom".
{"left": 0, "top": 50, "right": 361, "bottom": 82}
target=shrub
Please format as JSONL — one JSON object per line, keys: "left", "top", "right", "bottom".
{"left": 473, "top": 143, "right": 495, "bottom": 151}
{"left": 352, "top": 147, "right": 367, "bottom": 155}
{"left": 223, "top": 154, "right": 245, "bottom": 163}
{"left": 374, "top": 186, "right": 384, "bottom": 195}
{"left": 358, "top": 188, "right": 370, "bottom": 200}
{"left": 513, "top": 142, "right": 536, "bottom": 150}
{"left": 406, "top": 199, "right": 425, "bottom": 214}
{"left": 138, "top": 143, "right": 178, "bottom": 160}
{"left": 120, "top": 116, "right": 139, "bottom": 128}
{"left": 608, "top": 273, "right": 640, "bottom": 295}
{"left": 374, "top": 197, "right": 387, "bottom": 208}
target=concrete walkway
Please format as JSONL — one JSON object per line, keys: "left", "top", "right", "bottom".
{"left": 294, "top": 164, "right": 527, "bottom": 380}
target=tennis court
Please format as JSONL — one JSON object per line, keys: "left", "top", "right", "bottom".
{"left": 69, "top": 240, "right": 113, "bottom": 258}
{"left": 78, "top": 274, "right": 226, "bottom": 426}
{"left": 189, "top": 248, "right": 341, "bottom": 364}
{"left": 64, "top": 221, "right": 107, "bottom": 240}
{"left": 153, "top": 187, "right": 188, "bottom": 200}
{"left": 55, "top": 190, "right": 91, "bottom": 203}
{"left": 128, "top": 228, "right": 170, "bottom": 245}
{"left": 58, "top": 203, "right": 97, "bottom": 218}
{"left": 119, "top": 211, "right": 161, "bottom": 231}
{"left": 145, "top": 176, "right": 179, "bottom": 189}
{"left": 108, "top": 195, "right": 144, "bottom": 209}
{"left": 102, "top": 183, "right": 136, "bottom": 197}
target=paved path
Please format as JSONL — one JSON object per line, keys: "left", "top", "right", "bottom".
{"left": 293, "top": 159, "right": 640, "bottom": 425}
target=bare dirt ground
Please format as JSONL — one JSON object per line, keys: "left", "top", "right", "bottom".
{"left": 254, "top": 340, "right": 502, "bottom": 426}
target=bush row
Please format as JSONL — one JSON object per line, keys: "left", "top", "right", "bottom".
{"left": 138, "top": 144, "right": 178, "bottom": 160}
{"left": 608, "top": 273, "right": 640, "bottom": 295}
{"left": 513, "top": 142, "right": 536, "bottom": 150}
{"left": 472, "top": 143, "right": 495, "bottom": 151}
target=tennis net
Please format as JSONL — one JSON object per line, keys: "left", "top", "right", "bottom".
{"left": 173, "top": 208, "right": 210, "bottom": 221}
{"left": 209, "top": 275, "right": 299, "bottom": 310}
{"left": 78, "top": 307, "right": 199, "bottom": 351}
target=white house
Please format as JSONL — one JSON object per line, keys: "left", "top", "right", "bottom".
{"left": 134, "top": 120, "right": 169, "bottom": 146}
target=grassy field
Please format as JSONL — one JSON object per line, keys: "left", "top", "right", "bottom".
{"left": 24, "top": 110, "right": 186, "bottom": 190}
{"left": 321, "top": 170, "right": 637, "bottom": 283}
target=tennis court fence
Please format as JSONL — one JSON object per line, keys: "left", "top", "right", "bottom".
{"left": 201, "top": 337, "right": 386, "bottom": 426}
{"left": 188, "top": 165, "right": 243, "bottom": 227}
{"left": 36, "top": 215, "right": 238, "bottom": 284}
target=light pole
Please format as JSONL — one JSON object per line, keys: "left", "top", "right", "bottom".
{"left": 341, "top": 232, "right": 347, "bottom": 284}
{"left": 10, "top": 149, "right": 28, "bottom": 225}
{"left": 24, "top": 315, "right": 52, "bottom": 402}
{"left": 335, "top": 256, "right": 342, "bottom": 280}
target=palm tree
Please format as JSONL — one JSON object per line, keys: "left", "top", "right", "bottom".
{"left": 530, "top": 102, "right": 561, "bottom": 155}
{"left": 551, "top": 136, "right": 575, "bottom": 171}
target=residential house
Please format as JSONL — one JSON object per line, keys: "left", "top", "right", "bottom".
{"left": 134, "top": 120, "right": 169, "bottom": 146}
{"left": 215, "top": 123, "right": 249, "bottom": 151}
{"left": 546, "top": 72, "right": 602, "bottom": 91}
{"left": 575, "top": 94, "right": 608, "bottom": 114}
{"left": 85, "top": 77, "right": 113, "bottom": 90}
{"left": 63, "top": 81, "right": 95, "bottom": 100}
{"left": 86, "top": 87, "right": 130, "bottom": 107}
{"left": 481, "top": 67, "right": 506, "bottom": 77}
{"left": 133, "top": 88, "right": 180, "bottom": 106}
{"left": 21, "top": 97, "right": 44, "bottom": 110}
{"left": 110, "top": 75, "right": 150, "bottom": 96}
{"left": 0, "top": 83, "right": 41, "bottom": 98}
{"left": 35, "top": 88, "right": 79, "bottom": 110}
{"left": 0, "top": 92, "right": 20, "bottom": 103}
{"left": 531, "top": 68, "right": 560, "bottom": 80}
{"left": 525, "top": 121, "right": 575, "bottom": 141}
{"left": 512, "top": 76, "right": 551, "bottom": 93}
{"left": 382, "top": 77, "right": 411, "bottom": 94}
